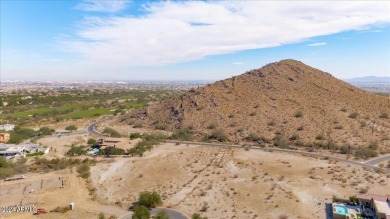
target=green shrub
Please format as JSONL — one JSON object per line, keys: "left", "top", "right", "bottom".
{"left": 171, "top": 128, "right": 193, "bottom": 141}
{"left": 130, "top": 132, "right": 142, "bottom": 140}
{"left": 132, "top": 205, "right": 150, "bottom": 219}
{"left": 192, "top": 213, "right": 208, "bottom": 219}
{"left": 138, "top": 191, "right": 162, "bottom": 208}
{"left": 26, "top": 151, "right": 45, "bottom": 157}
{"left": 155, "top": 210, "right": 169, "bottom": 219}
{"left": 67, "top": 146, "right": 87, "bottom": 156}
{"left": 51, "top": 206, "right": 70, "bottom": 213}
{"left": 65, "top": 125, "right": 77, "bottom": 131}
{"left": 87, "top": 138, "right": 97, "bottom": 144}
{"left": 103, "top": 128, "right": 121, "bottom": 138}
{"left": 207, "top": 130, "right": 228, "bottom": 142}
{"left": 274, "top": 135, "right": 289, "bottom": 148}
{"left": 355, "top": 148, "right": 377, "bottom": 159}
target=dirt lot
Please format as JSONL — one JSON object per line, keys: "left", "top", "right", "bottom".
{"left": 89, "top": 143, "right": 389, "bottom": 219}
{"left": 1, "top": 139, "right": 388, "bottom": 219}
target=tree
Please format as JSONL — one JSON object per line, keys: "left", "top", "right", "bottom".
{"left": 65, "top": 125, "right": 77, "bottom": 132}
{"left": 132, "top": 205, "right": 150, "bottom": 219}
{"left": 138, "top": 191, "right": 162, "bottom": 208}
{"left": 155, "top": 210, "right": 170, "bottom": 219}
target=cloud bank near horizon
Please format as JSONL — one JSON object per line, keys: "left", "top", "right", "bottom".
{"left": 62, "top": 1, "right": 390, "bottom": 67}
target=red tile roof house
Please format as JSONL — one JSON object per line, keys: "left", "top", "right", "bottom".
{"left": 357, "top": 194, "right": 390, "bottom": 219}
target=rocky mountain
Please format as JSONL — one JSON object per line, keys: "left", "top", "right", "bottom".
{"left": 129, "top": 59, "right": 390, "bottom": 150}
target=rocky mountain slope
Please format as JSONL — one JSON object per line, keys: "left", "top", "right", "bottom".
{"left": 129, "top": 59, "right": 390, "bottom": 150}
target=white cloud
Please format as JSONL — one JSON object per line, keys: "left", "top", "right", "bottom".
{"left": 75, "top": 0, "right": 130, "bottom": 13}
{"left": 233, "top": 62, "right": 244, "bottom": 65}
{"left": 63, "top": 1, "right": 390, "bottom": 67}
{"left": 308, "top": 42, "right": 327, "bottom": 47}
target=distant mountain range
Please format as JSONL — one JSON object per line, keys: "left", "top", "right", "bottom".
{"left": 344, "top": 76, "right": 390, "bottom": 84}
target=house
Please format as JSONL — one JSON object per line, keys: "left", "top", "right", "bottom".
{"left": 0, "top": 143, "right": 43, "bottom": 159}
{"left": 357, "top": 194, "right": 390, "bottom": 219}
{"left": 0, "top": 124, "right": 15, "bottom": 131}
{"left": 332, "top": 194, "right": 390, "bottom": 219}
{"left": 0, "top": 133, "right": 10, "bottom": 143}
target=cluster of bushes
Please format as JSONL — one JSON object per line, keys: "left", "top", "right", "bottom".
{"left": 171, "top": 128, "right": 193, "bottom": 141}
{"left": 6, "top": 126, "right": 38, "bottom": 144}
{"left": 26, "top": 151, "right": 45, "bottom": 157}
{"left": 103, "top": 128, "right": 122, "bottom": 137}
{"left": 0, "top": 157, "right": 27, "bottom": 179}
{"left": 67, "top": 145, "right": 88, "bottom": 156}
{"left": 127, "top": 133, "right": 167, "bottom": 157}
{"left": 31, "top": 157, "right": 95, "bottom": 173}
{"left": 203, "top": 129, "right": 228, "bottom": 142}
{"left": 132, "top": 192, "right": 162, "bottom": 219}
{"left": 65, "top": 125, "right": 77, "bottom": 131}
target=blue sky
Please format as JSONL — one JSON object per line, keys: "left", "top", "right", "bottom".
{"left": 1, "top": 0, "right": 389, "bottom": 81}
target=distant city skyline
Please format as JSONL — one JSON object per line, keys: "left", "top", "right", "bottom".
{"left": 1, "top": 0, "right": 389, "bottom": 81}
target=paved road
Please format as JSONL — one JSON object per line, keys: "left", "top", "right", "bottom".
{"left": 168, "top": 141, "right": 390, "bottom": 174}
{"left": 86, "top": 116, "right": 113, "bottom": 136}
{"left": 118, "top": 208, "right": 189, "bottom": 219}
{"left": 365, "top": 154, "right": 390, "bottom": 166}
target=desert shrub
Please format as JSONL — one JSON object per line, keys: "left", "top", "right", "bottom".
{"left": 132, "top": 205, "right": 150, "bottom": 219}
{"left": 98, "top": 212, "right": 105, "bottom": 219}
{"left": 294, "top": 111, "right": 303, "bottom": 118}
{"left": 355, "top": 148, "right": 377, "bottom": 159}
{"left": 128, "top": 133, "right": 167, "bottom": 157}
{"left": 359, "top": 188, "right": 368, "bottom": 194}
{"left": 339, "top": 145, "right": 351, "bottom": 154}
{"left": 274, "top": 135, "right": 289, "bottom": 148}
{"left": 7, "top": 126, "right": 36, "bottom": 144}
{"left": 246, "top": 133, "right": 260, "bottom": 142}
{"left": 340, "top": 108, "right": 347, "bottom": 112}
{"left": 77, "top": 163, "right": 91, "bottom": 178}
{"left": 348, "top": 112, "right": 358, "bottom": 119}
{"left": 65, "top": 125, "right": 77, "bottom": 131}
{"left": 154, "top": 122, "right": 167, "bottom": 130}
{"left": 38, "top": 127, "right": 55, "bottom": 135}
{"left": 133, "top": 122, "right": 143, "bottom": 128}
{"left": 315, "top": 134, "right": 325, "bottom": 140}
{"left": 200, "top": 202, "right": 209, "bottom": 212}
{"left": 171, "top": 128, "right": 193, "bottom": 141}
{"left": 288, "top": 134, "right": 299, "bottom": 141}
{"left": 130, "top": 132, "right": 142, "bottom": 140}
{"left": 103, "top": 128, "right": 121, "bottom": 137}
{"left": 207, "top": 123, "right": 216, "bottom": 129}
{"left": 279, "top": 214, "right": 289, "bottom": 219}
{"left": 379, "top": 112, "right": 389, "bottom": 119}
{"left": 138, "top": 191, "right": 162, "bottom": 208}
{"left": 0, "top": 157, "right": 28, "bottom": 179}
{"left": 87, "top": 138, "right": 97, "bottom": 144}
{"left": 297, "top": 125, "right": 304, "bottom": 131}
{"left": 368, "top": 141, "right": 378, "bottom": 150}
{"left": 192, "top": 213, "right": 208, "bottom": 219}
{"left": 67, "top": 145, "right": 88, "bottom": 156}
{"left": 51, "top": 206, "right": 70, "bottom": 213}
{"left": 249, "top": 112, "right": 256, "bottom": 116}
{"left": 206, "top": 129, "right": 228, "bottom": 142}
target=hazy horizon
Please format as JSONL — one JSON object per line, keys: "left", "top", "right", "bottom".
{"left": 1, "top": 1, "right": 390, "bottom": 81}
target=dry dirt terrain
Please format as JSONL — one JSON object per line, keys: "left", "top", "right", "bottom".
{"left": 89, "top": 143, "right": 389, "bottom": 219}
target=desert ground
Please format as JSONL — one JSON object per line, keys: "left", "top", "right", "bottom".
{"left": 2, "top": 133, "right": 389, "bottom": 219}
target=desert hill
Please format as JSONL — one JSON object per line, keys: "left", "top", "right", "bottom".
{"left": 129, "top": 59, "right": 390, "bottom": 150}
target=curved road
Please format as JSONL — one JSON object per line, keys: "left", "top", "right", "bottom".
{"left": 86, "top": 116, "right": 113, "bottom": 136}
{"left": 168, "top": 141, "right": 390, "bottom": 174}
